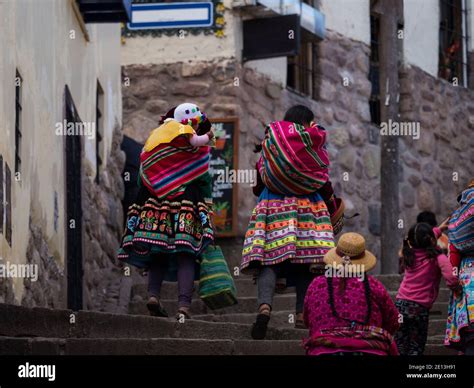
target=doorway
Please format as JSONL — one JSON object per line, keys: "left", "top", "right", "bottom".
{"left": 64, "top": 86, "right": 83, "bottom": 311}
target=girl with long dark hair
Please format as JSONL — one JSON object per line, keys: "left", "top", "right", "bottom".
{"left": 395, "top": 222, "right": 458, "bottom": 355}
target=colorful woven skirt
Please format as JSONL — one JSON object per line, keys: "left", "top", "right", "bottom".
{"left": 444, "top": 256, "right": 474, "bottom": 350}
{"left": 241, "top": 188, "right": 335, "bottom": 274}
{"left": 118, "top": 184, "right": 214, "bottom": 269}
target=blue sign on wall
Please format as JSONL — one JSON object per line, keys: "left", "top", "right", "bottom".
{"left": 127, "top": 2, "right": 214, "bottom": 30}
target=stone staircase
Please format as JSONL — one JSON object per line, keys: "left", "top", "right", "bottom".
{"left": 0, "top": 274, "right": 456, "bottom": 355}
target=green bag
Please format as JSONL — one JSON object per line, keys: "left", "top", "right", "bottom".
{"left": 198, "top": 245, "right": 238, "bottom": 310}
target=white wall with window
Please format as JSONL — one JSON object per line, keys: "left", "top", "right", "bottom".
{"left": 404, "top": 0, "right": 473, "bottom": 86}
{"left": 0, "top": 0, "right": 122, "bottom": 303}
{"left": 319, "top": 0, "right": 370, "bottom": 44}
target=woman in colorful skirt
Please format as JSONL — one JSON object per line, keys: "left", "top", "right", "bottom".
{"left": 118, "top": 103, "right": 215, "bottom": 320}
{"left": 445, "top": 179, "right": 474, "bottom": 354}
{"left": 241, "top": 105, "right": 339, "bottom": 339}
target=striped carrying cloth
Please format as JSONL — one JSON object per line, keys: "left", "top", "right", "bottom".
{"left": 257, "top": 121, "right": 329, "bottom": 196}
{"left": 448, "top": 187, "right": 474, "bottom": 254}
{"left": 198, "top": 245, "right": 237, "bottom": 310}
{"left": 140, "top": 135, "right": 211, "bottom": 200}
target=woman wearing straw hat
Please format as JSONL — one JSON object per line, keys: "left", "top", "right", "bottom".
{"left": 303, "top": 232, "right": 400, "bottom": 355}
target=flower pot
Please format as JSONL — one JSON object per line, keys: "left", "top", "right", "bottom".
{"left": 214, "top": 208, "right": 228, "bottom": 230}
{"left": 215, "top": 138, "right": 226, "bottom": 150}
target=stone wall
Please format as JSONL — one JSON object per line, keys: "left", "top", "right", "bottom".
{"left": 21, "top": 223, "right": 64, "bottom": 308}
{"left": 82, "top": 125, "right": 132, "bottom": 313}
{"left": 122, "top": 30, "right": 382, "bottom": 261}
{"left": 0, "top": 267, "right": 15, "bottom": 305}
{"left": 314, "top": 31, "right": 381, "bottom": 261}
{"left": 16, "top": 125, "right": 132, "bottom": 313}
{"left": 399, "top": 65, "right": 474, "bottom": 228}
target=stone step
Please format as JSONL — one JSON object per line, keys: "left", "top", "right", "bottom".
{"left": 0, "top": 336, "right": 455, "bottom": 356}
{"left": 0, "top": 303, "right": 305, "bottom": 341}
{"left": 131, "top": 278, "right": 260, "bottom": 300}
{"left": 194, "top": 311, "right": 300, "bottom": 327}
{"left": 0, "top": 337, "right": 305, "bottom": 356}
{"left": 191, "top": 313, "right": 448, "bottom": 337}
{"left": 423, "top": 344, "right": 458, "bottom": 356}
{"left": 131, "top": 274, "right": 406, "bottom": 300}
{"left": 426, "top": 334, "right": 446, "bottom": 344}
{"left": 129, "top": 294, "right": 297, "bottom": 316}
{"left": 131, "top": 275, "right": 449, "bottom": 303}
{"left": 428, "top": 319, "right": 447, "bottom": 337}
{"left": 428, "top": 302, "right": 449, "bottom": 318}
{"left": 129, "top": 293, "right": 449, "bottom": 317}
{"left": 423, "top": 335, "right": 459, "bottom": 355}
{"left": 4, "top": 302, "right": 446, "bottom": 345}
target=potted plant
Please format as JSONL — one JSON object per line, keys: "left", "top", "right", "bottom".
{"left": 214, "top": 128, "right": 227, "bottom": 150}
{"left": 213, "top": 201, "right": 229, "bottom": 230}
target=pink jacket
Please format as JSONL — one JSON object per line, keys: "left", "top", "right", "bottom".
{"left": 303, "top": 275, "right": 400, "bottom": 355}
{"left": 396, "top": 244, "right": 458, "bottom": 309}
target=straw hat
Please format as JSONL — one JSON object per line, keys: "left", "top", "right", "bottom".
{"left": 323, "top": 232, "right": 377, "bottom": 272}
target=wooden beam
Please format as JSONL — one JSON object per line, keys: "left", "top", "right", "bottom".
{"left": 70, "top": 0, "right": 90, "bottom": 42}
{"left": 378, "top": 0, "right": 402, "bottom": 273}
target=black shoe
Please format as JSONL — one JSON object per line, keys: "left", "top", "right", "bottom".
{"left": 251, "top": 313, "right": 271, "bottom": 340}
{"left": 146, "top": 298, "right": 169, "bottom": 317}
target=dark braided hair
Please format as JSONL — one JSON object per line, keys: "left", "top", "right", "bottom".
{"left": 416, "top": 211, "right": 438, "bottom": 227}
{"left": 327, "top": 275, "right": 372, "bottom": 326}
{"left": 253, "top": 104, "right": 315, "bottom": 153}
{"left": 159, "top": 107, "right": 175, "bottom": 124}
{"left": 283, "top": 104, "right": 314, "bottom": 126}
{"left": 401, "top": 222, "right": 440, "bottom": 269}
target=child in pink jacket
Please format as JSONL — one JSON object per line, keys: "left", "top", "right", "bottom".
{"left": 395, "top": 222, "right": 459, "bottom": 355}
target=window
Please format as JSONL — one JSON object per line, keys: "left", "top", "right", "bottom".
{"left": 287, "top": 40, "right": 315, "bottom": 97}
{"left": 15, "top": 70, "right": 22, "bottom": 176}
{"left": 95, "top": 81, "right": 104, "bottom": 183}
{"left": 287, "top": 0, "right": 317, "bottom": 98}
{"left": 369, "top": 13, "right": 381, "bottom": 125}
{"left": 439, "top": 0, "right": 469, "bottom": 86}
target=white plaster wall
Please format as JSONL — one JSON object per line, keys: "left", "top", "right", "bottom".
{"left": 319, "top": 0, "right": 370, "bottom": 44}
{"left": 0, "top": 0, "right": 122, "bottom": 303}
{"left": 121, "top": 0, "right": 239, "bottom": 65}
{"left": 403, "top": 0, "right": 439, "bottom": 77}
{"left": 468, "top": 0, "right": 474, "bottom": 51}
{"left": 244, "top": 57, "right": 288, "bottom": 85}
